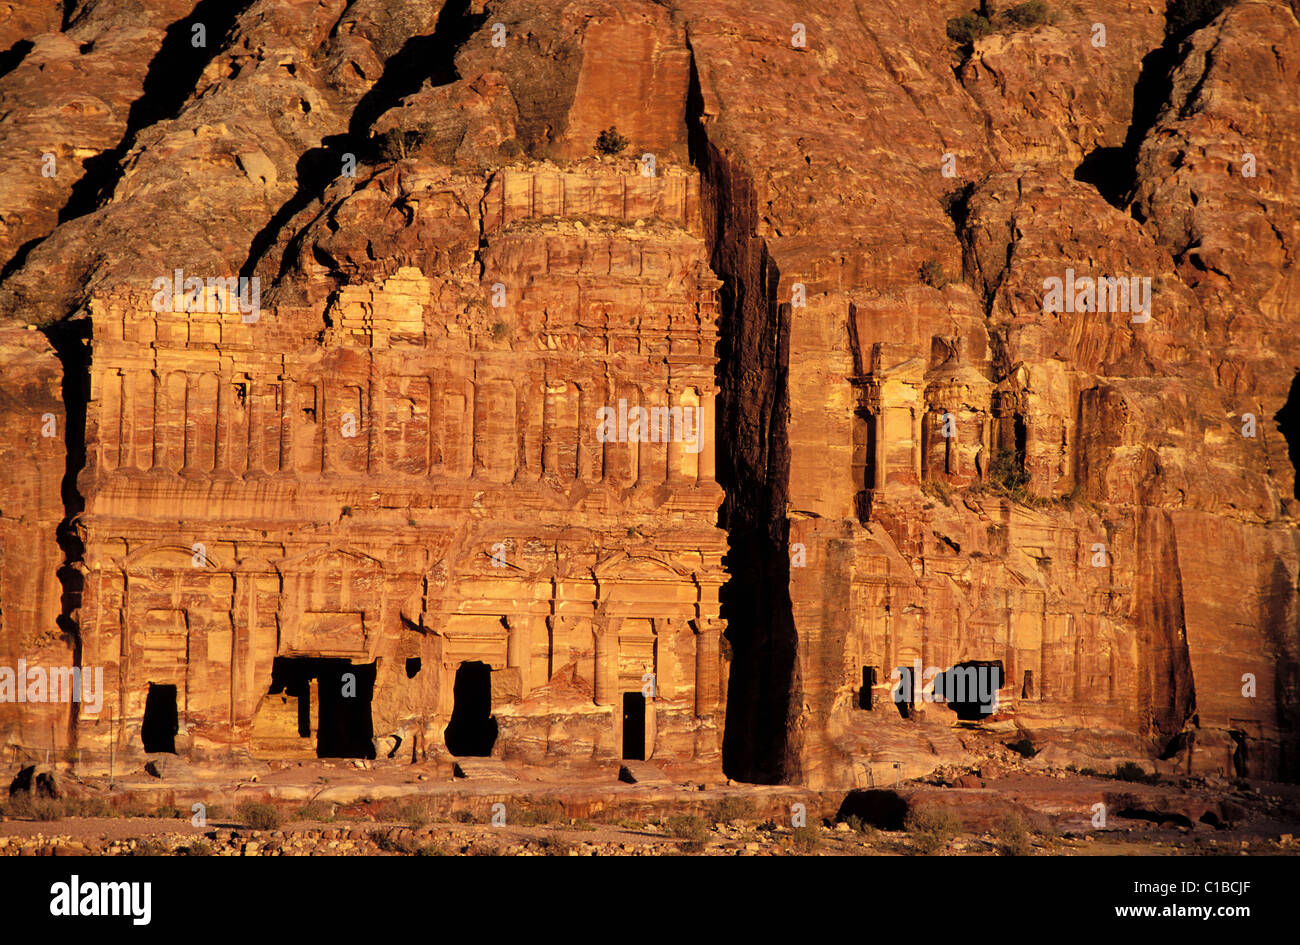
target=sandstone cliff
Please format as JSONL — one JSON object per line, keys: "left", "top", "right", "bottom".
{"left": 0, "top": 0, "right": 1295, "bottom": 789}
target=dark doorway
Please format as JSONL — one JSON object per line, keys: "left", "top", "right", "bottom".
{"left": 1229, "top": 730, "right": 1248, "bottom": 778}
{"left": 859, "top": 666, "right": 877, "bottom": 710}
{"left": 934, "top": 660, "right": 1004, "bottom": 720}
{"left": 894, "top": 666, "right": 914, "bottom": 719}
{"left": 141, "top": 683, "right": 178, "bottom": 753}
{"left": 316, "top": 660, "right": 376, "bottom": 758}
{"left": 835, "top": 789, "right": 908, "bottom": 830}
{"left": 266, "top": 656, "right": 376, "bottom": 758}
{"left": 622, "top": 692, "right": 646, "bottom": 760}
{"left": 268, "top": 657, "right": 313, "bottom": 737}
{"left": 444, "top": 661, "right": 497, "bottom": 756}
{"left": 1021, "top": 670, "right": 1035, "bottom": 700}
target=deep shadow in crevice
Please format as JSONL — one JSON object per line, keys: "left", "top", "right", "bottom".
{"left": 835, "top": 790, "right": 908, "bottom": 830}
{"left": 1275, "top": 372, "right": 1300, "bottom": 500}
{"left": 240, "top": 0, "right": 487, "bottom": 283}
{"left": 0, "top": 2, "right": 252, "bottom": 287}
{"left": 1075, "top": 1, "right": 1234, "bottom": 210}
{"left": 38, "top": 318, "right": 90, "bottom": 744}
{"left": 1073, "top": 146, "right": 1129, "bottom": 207}
{"left": 58, "top": 0, "right": 253, "bottom": 223}
{"left": 1116, "top": 807, "right": 1195, "bottom": 828}
{"left": 686, "top": 42, "right": 796, "bottom": 785}
{"left": 0, "top": 39, "right": 34, "bottom": 82}
{"left": 39, "top": 317, "right": 91, "bottom": 760}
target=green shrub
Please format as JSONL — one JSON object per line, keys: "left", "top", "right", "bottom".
{"left": 989, "top": 449, "right": 1031, "bottom": 498}
{"left": 31, "top": 797, "right": 65, "bottom": 821}
{"left": 709, "top": 797, "right": 756, "bottom": 823}
{"left": 115, "top": 800, "right": 153, "bottom": 818}
{"left": 372, "top": 831, "right": 423, "bottom": 854}
{"left": 595, "top": 127, "right": 629, "bottom": 155}
{"left": 1005, "top": 1, "right": 1050, "bottom": 27}
{"left": 665, "top": 815, "right": 709, "bottom": 842}
{"left": 375, "top": 127, "right": 426, "bottom": 161}
{"left": 843, "top": 814, "right": 876, "bottom": 835}
{"left": 920, "top": 258, "right": 949, "bottom": 288}
{"left": 1114, "top": 762, "right": 1160, "bottom": 785}
{"left": 788, "top": 825, "right": 821, "bottom": 853}
{"left": 74, "top": 797, "right": 114, "bottom": 817}
{"left": 127, "top": 839, "right": 173, "bottom": 856}
{"left": 236, "top": 801, "right": 281, "bottom": 831}
{"left": 292, "top": 800, "right": 334, "bottom": 823}
{"left": 997, "top": 813, "right": 1034, "bottom": 855}
{"left": 905, "top": 806, "right": 959, "bottom": 854}
{"left": 538, "top": 836, "right": 574, "bottom": 856}
{"left": 514, "top": 798, "right": 566, "bottom": 826}
{"left": 947, "top": 12, "right": 994, "bottom": 43}
{"left": 948, "top": 3, "right": 1054, "bottom": 45}
{"left": 398, "top": 798, "right": 435, "bottom": 827}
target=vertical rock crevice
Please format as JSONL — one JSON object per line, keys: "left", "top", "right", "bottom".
{"left": 0, "top": 0, "right": 257, "bottom": 285}
{"left": 243, "top": 0, "right": 487, "bottom": 283}
{"left": 38, "top": 315, "right": 91, "bottom": 756}
{"left": 1078, "top": 0, "right": 1234, "bottom": 211}
{"left": 685, "top": 44, "right": 795, "bottom": 784}
{"left": 59, "top": 0, "right": 256, "bottom": 223}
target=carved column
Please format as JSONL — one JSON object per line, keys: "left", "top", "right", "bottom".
{"left": 699, "top": 388, "right": 716, "bottom": 482}
{"left": 666, "top": 389, "right": 684, "bottom": 483}
{"left": 506, "top": 615, "right": 539, "bottom": 695}
{"left": 694, "top": 619, "right": 722, "bottom": 717}
{"left": 593, "top": 618, "right": 620, "bottom": 706}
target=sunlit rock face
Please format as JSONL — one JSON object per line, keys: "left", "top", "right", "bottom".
{"left": 0, "top": 0, "right": 1296, "bottom": 787}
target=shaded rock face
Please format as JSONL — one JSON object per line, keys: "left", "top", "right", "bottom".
{"left": 0, "top": 0, "right": 1295, "bottom": 788}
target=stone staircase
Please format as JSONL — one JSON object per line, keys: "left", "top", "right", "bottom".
{"left": 453, "top": 758, "right": 519, "bottom": 781}
{"left": 618, "top": 760, "right": 672, "bottom": 786}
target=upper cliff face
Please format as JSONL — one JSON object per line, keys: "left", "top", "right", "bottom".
{"left": 0, "top": 0, "right": 1296, "bottom": 786}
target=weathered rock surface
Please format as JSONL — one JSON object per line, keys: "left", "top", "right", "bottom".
{"left": 0, "top": 0, "right": 1296, "bottom": 793}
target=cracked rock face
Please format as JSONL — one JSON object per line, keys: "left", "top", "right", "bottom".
{"left": 0, "top": 0, "right": 1296, "bottom": 789}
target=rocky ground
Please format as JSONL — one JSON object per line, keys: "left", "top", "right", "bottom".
{"left": 4, "top": 755, "right": 1299, "bottom": 855}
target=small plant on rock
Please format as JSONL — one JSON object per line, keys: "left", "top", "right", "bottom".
{"left": 905, "top": 806, "right": 959, "bottom": 854}
{"left": 1114, "top": 762, "right": 1160, "bottom": 785}
{"left": 595, "top": 126, "right": 629, "bottom": 155}
{"left": 919, "top": 258, "right": 949, "bottom": 288}
{"left": 237, "top": 800, "right": 281, "bottom": 831}
{"left": 788, "top": 825, "right": 821, "bottom": 853}
{"left": 997, "top": 813, "right": 1034, "bottom": 855}
{"left": 665, "top": 814, "right": 709, "bottom": 842}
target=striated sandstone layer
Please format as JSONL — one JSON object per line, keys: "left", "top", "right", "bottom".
{"left": 0, "top": 0, "right": 1296, "bottom": 789}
